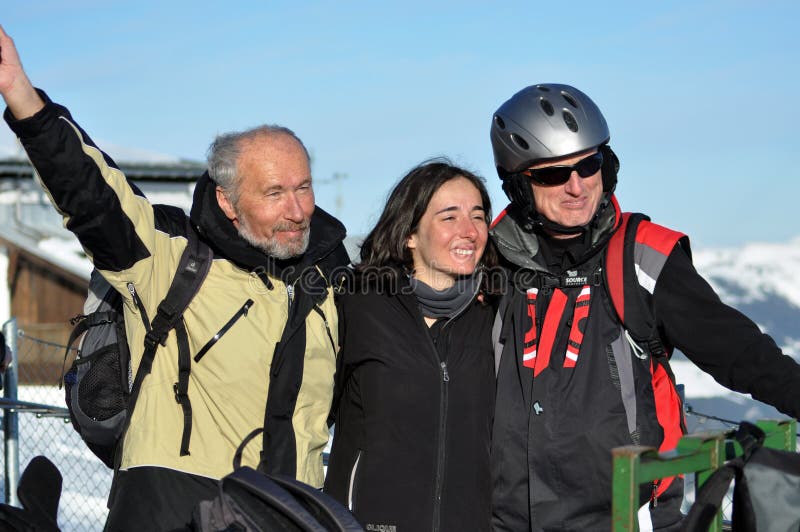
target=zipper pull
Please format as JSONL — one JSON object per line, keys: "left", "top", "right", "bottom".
{"left": 127, "top": 282, "right": 151, "bottom": 330}
{"left": 441, "top": 362, "right": 450, "bottom": 382}
{"left": 651, "top": 480, "right": 659, "bottom": 507}
{"left": 287, "top": 284, "right": 295, "bottom": 306}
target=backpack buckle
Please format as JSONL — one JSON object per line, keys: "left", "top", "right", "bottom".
{"left": 173, "top": 382, "right": 187, "bottom": 404}
{"left": 156, "top": 302, "right": 179, "bottom": 323}
{"left": 144, "top": 330, "right": 167, "bottom": 350}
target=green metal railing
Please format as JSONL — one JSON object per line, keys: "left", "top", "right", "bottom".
{"left": 612, "top": 418, "right": 797, "bottom": 531}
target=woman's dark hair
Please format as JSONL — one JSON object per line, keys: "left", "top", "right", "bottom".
{"left": 358, "top": 158, "right": 498, "bottom": 287}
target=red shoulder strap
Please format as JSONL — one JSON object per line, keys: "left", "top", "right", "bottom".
{"left": 605, "top": 212, "right": 688, "bottom": 341}
{"left": 605, "top": 212, "right": 630, "bottom": 324}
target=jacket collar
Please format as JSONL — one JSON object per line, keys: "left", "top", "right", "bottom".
{"left": 490, "top": 194, "right": 622, "bottom": 272}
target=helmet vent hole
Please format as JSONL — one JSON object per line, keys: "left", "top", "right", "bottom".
{"left": 510, "top": 133, "right": 530, "bottom": 150}
{"left": 536, "top": 85, "right": 551, "bottom": 92}
{"left": 561, "top": 92, "right": 579, "bottom": 108}
{"left": 562, "top": 111, "right": 579, "bottom": 132}
{"left": 539, "top": 98, "right": 555, "bottom": 116}
{"left": 494, "top": 115, "right": 506, "bottom": 129}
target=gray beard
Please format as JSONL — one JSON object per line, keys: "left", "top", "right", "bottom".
{"left": 237, "top": 222, "right": 310, "bottom": 260}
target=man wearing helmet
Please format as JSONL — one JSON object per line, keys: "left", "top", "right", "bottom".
{"left": 489, "top": 84, "right": 800, "bottom": 530}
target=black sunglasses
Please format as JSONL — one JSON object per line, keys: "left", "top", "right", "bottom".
{"left": 522, "top": 151, "right": 603, "bottom": 186}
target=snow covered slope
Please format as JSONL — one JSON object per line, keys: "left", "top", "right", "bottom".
{"left": 675, "top": 237, "right": 800, "bottom": 432}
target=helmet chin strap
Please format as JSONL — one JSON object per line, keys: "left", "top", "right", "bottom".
{"left": 508, "top": 192, "right": 613, "bottom": 238}
{"left": 504, "top": 200, "right": 587, "bottom": 236}
{"left": 534, "top": 215, "right": 588, "bottom": 236}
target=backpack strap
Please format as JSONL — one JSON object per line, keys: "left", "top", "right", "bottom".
{"left": 60, "top": 310, "right": 118, "bottom": 386}
{"left": 116, "top": 227, "right": 213, "bottom": 467}
{"left": 605, "top": 212, "right": 691, "bottom": 502}
{"left": 681, "top": 458, "right": 741, "bottom": 531}
{"left": 233, "top": 428, "right": 264, "bottom": 470}
{"left": 682, "top": 423, "right": 767, "bottom": 531}
{"left": 221, "top": 467, "right": 327, "bottom": 531}
{"left": 604, "top": 212, "right": 689, "bottom": 352}
{"left": 605, "top": 212, "right": 655, "bottom": 343}
{"left": 268, "top": 473, "right": 366, "bottom": 531}
{"left": 173, "top": 319, "right": 193, "bottom": 456}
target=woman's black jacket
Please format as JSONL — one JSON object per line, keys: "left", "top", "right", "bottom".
{"left": 324, "top": 281, "right": 495, "bottom": 532}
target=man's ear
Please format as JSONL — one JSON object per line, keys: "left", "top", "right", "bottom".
{"left": 216, "top": 186, "right": 237, "bottom": 222}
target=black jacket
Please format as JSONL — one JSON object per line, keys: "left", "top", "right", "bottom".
{"left": 490, "top": 197, "right": 800, "bottom": 531}
{"left": 324, "top": 279, "right": 495, "bottom": 532}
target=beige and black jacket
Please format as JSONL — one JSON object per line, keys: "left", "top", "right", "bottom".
{"left": 5, "top": 92, "right": 349, "bottom": 488}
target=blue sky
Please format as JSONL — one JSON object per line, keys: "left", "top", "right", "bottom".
{"left": 3, "top": 1, "right": 799, "bottom": 248}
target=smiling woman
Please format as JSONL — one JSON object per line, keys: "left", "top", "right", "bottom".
{"left": 407, "top": 176, "right": 488, "bottom": 290}
{"left": 324, "top": 159, "right": 497, "bottom": 532}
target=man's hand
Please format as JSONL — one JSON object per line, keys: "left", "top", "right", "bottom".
{"left": 0, "top": 25, "right": 45, "bottom": 119}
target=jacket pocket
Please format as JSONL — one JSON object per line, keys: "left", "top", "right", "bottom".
{"left": 194, "top": 299, "right": 254, "bottom": 362}
{"left": 347, "top": 450, "right": 362, "bottom": 511}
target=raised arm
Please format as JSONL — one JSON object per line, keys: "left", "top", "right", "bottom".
{"left": 0, "top": 25, "right": 45, "bottom": 119}
{"left": 1, "top": 24, "right": 178, "bottom": 311}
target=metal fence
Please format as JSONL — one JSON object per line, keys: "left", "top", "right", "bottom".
{"left": 612, "top": 419, "right": 798, "bottom": 531}
{"left": 2, "top": 319, "right": 111, "bottom": 531}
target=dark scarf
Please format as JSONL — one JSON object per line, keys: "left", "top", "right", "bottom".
{"left": 409, "top": 272, "right": 482, "bottom": 319}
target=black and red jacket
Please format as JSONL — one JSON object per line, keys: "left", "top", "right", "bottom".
{"left": 489, "top": 196, "right": 800, "bottom": 531}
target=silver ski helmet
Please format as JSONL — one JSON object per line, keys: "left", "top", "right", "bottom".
{"left": 490, "top": 83, "right": 619, "bottom": 232}
{"left": 491, "top": 83, "right": 618, "bottom": 192}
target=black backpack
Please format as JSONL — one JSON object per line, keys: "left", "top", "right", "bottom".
{"left": 192, "top": 467, "right": 364, "bottom": 532}
{"left": 682, "top": 422, "right": 800, "bottom": 532}
{"left": 62, "top": 224, "right": 212, "bottom": 468}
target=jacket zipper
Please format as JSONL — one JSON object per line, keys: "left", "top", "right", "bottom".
{"left": 433, "top": 359, "right": 449, "bottom": 532}
{"left": 311, "top": 305, "right": 336, "bottom": 355}
{"left": 194, "top": 299, "right": 254, "bottom": 362}
{"left": 423, "top": 319, "right": 452, "bottom": 532}
{"left": 416, "top": 299, "right": 469, "bottom": 532}
{"left": 127, "top": 282, "right": 151, "bottom": 331}
{"left": 347, "top": 450, "right": 362, "bottom": 511}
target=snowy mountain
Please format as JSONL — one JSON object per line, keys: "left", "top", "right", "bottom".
{"left": 675, "top": 237, "right": 800, "bottom": 432}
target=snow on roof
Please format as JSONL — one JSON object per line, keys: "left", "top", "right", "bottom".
{"left": 98, "top": 141, "right": 185, "bottom": 165}
{"left": 0, "top": 131, "right": 193, "bottom": 168}
{"left": 0, "top": 225, "right": 90, "bottom": 281}
{"left": 37, "top": 236, "right": 93, "bottom": 279}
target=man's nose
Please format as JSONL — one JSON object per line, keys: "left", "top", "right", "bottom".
{"left": 284, "top": 193, "right": 306, "bottom": 222}
{"left": 563, "top": 171, "right": 585, "bottom": 195}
